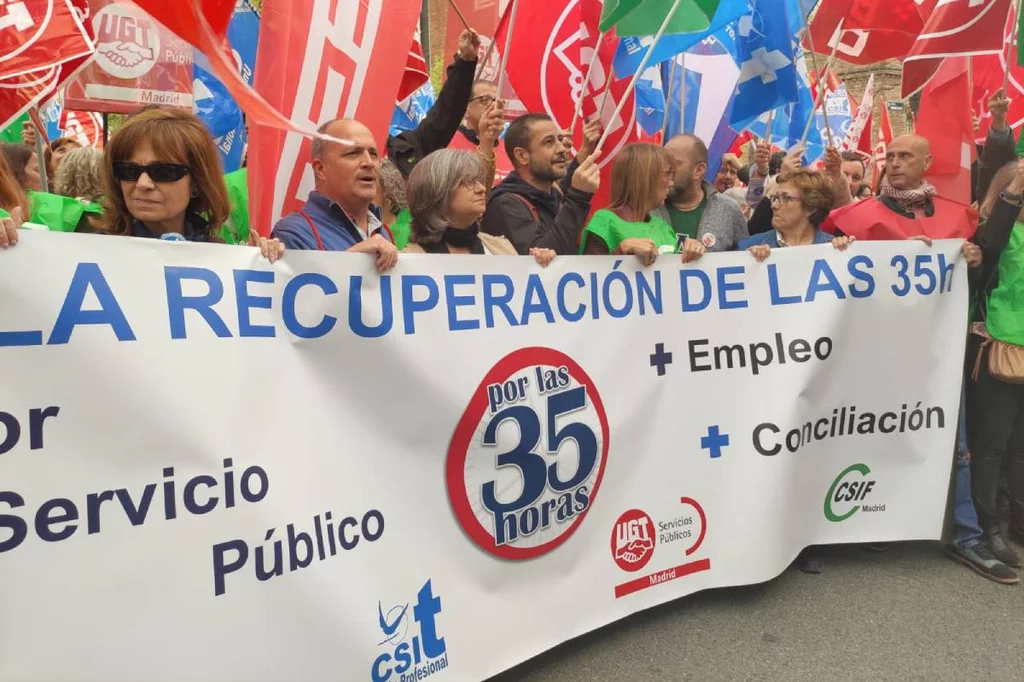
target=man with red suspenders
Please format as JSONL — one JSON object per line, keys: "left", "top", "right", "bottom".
{"left": 272, "top": 119, "right": 399, "bottom": 271}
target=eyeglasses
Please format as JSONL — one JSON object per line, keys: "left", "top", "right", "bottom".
{"left": 768, "top": 192, "right": 801, "bottom": 206}
{"left": 470, "top": 95, "right": 496, "bottom": 106}
{"left": 112, "top": 162, "right": 191, "bottom": 183}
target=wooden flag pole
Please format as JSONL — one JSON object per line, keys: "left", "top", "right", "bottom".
{"left": 447, "top": 0, "right": 472, "bottom": 32}
{"left": 569, "top": 32, "right": 607, "bottom": 133}
{"left": 661, "top": 57, "right": 678, "bottom": 142}
{"left": 30, "top": 111, "right": 49, "bottom": 194}
{"left": 494, "top": 0, "right": 521, "bottom": 94}
{"left": 594, "top": 0, "right": 688, "bottom": 152}
{"left": 765, "top": 109, "right": 775, "bottom": 146}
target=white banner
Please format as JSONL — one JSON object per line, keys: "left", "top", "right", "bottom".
{"left": 0, "top": 233, "right": 968, "bottom": 682}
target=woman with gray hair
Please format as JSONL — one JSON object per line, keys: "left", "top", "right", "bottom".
{"left": 376, "top": 157, "right": 413, "bottom": 249}
{"left": 404, "top": 149, "right": 555, "bottom": 264}
{"left": 53, "top": 147, "right": 105, "bottom": 202}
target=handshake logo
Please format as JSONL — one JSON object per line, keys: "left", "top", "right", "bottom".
{"left": 611, "top": 509, "right": 656, "bottom": 572}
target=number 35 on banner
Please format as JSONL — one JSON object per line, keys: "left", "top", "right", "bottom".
{"left": 446, "top": 347, "right": 610, "bottom": 560}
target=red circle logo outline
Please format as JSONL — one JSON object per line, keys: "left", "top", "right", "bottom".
{"left": 446, "top": 347, "right": 610, "bottom": 560}
{"left": 610, "top": 509, "right": 656, "bottom": 572}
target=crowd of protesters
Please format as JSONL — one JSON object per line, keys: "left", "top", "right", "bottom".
{"left": 0, "top": 29, "right": 1020, "bottom": 586}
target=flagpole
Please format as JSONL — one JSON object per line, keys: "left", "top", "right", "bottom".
{"left": 595, "top": 0, "right": 688, "bottom": 151}
{"left": 494, "top": 0, "right": 520, "bottom": 94}
{"left": 569, "top": 32, "right": 607, "bottom": 133}
{"left": 447, "top": 0, "right": 472, "bottom": 32}
{"left": 801, "top": 17, "right": 834, "bottom": 147}
{"left": 765, "top": 109, "right": 775, "bottom": 146}
{"left": 30, "top": 109, "right": 49, "bottom": 194}
{"left": 597, "top": 66, "right": 616, "bottom": 115}
{"left": 476, "top": 38, "right": 496, "bottom": 79}
{"left": 661, "top": 58, "right": 678, "bottom": 142}
{"left": 799, "top": 20, "right": 843, "bottom": 148}
{"left": 1004, "top": 2, "right": 1017, "bottom": 94}
{"left": 679, "top": 52, "right": 686, "bottom": 134}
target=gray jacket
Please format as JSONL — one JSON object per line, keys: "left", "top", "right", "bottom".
{"left": 652, "top": 181, "right": 748, "bottom": 252}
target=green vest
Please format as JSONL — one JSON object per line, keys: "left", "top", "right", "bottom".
{"left": 0, "top": 192, "right": 103, "bottom": 231}
{"left": 390, "top": 208, "right": 412, "bottom": 250}
{"left": 987, "top": 223, "right": 1024, "bottom": 346}
{"left": 580, "top": 209, "right": 679, "bottom": 255}
{"left": 221, "top": 168, "right": 250, "bottom": 245}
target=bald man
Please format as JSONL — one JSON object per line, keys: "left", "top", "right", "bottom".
{"left": 652, "top": 134, "right": 747, "bottom": 251}
{"left": 823, "top": 134, "right": 978, "bottom": 240}
{"left": 271, "top": 119, "right": 398, "bottom": 269}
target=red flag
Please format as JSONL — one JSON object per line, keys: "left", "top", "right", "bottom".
{"left": 902, "top": 0, "right": 1012, "bottom": 98}
{"left": 806, "top": 0, "right": 923, "bottom": 65}
{"left": 0, "top": 0, "right": 93, "bottom": 80}
{"left": 917, "top": 57, "right": 976, "bottom": 205}
{"left": 60, "top": 109, "right": 104, "bottom": 147}
{"left": 972, "top": 7, "right": 1024, "bottom": 142}
{"left": 65, "top": 0, "right": 194, "bottom": 114}
{"left": 397, "top": 30, "right": 430, "bottom": 102}
{"left": 0, "top": 65, "right": 60, "bottom": 131}
{"left": 128, "top": 0, "right": 234, "bottom": 51}
{"left": 248, "top": 0, "right": 420, "bottom": 235}
{"left": 872, "top": 97, "right": 893, "bottom": 192}
{"left": 842, "top": 73, "right": 873, "bottom": 157}
{"left": 495, "top": 0, "right": 636, "bottom": 212}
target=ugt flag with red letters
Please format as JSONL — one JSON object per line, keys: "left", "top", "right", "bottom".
{"left": 247, "top": 0, "right": 420, "bottom": 235}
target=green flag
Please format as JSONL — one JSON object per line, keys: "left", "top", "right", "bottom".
{"left": 0, "top": 113, "right": 30, "bottom": 145}
{"left": 221, "top": 168, "right": 251, "bottom": 244}
{"left": 1018, "top": 7, "right": 1024, "bottom": 67}
{"left": 600, "top": 0, "right": 717, "bottom": 37}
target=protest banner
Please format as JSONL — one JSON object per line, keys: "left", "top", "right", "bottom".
{"left": 0, "top": 0, "right": 93, "bottom": 80}
{"left": 0, "top": 233, "right": 967, "bottom": 681}
{"left": 64, "top": 0, "right": 193, "bottom": 114}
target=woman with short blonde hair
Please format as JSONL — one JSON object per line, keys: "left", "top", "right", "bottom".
{"left": 581, "top": 143, "right": 704, "bottom": 264}
{"left": 54, "top": 147, "right": 104, "bottom": 202}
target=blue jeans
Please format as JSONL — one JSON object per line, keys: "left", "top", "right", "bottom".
{"left": 954, "top": 393, "right": 984, "bottom": 549}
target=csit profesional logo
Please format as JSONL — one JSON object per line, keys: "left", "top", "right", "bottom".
{"left": 447, "top": 348, "right": 609, "bottom": 560}
{"left": 372, "top": 579, "right": 448, "bottom": 682}
{"left": 824, "top": 463, "right": 884, "bottom": 522}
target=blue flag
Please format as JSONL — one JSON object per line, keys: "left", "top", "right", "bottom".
{"left": 390, "top": 82, "right": 437, "bottom": 136}
{"left": 613, "top": 0, "right": 750, "bottom": 79}
{"left": 743, "top": 46, "right": 823, "bottom": 164}
{"left": 635, "top": 65, "right": 666, "bottom": 136}
{"left": 662, "top": 33, "right": 740, "bottom": 179}
{"left": 193, "top": 2, "right": 259, "bottom": 173}
{"left": 728, "top": 0, "right": 799, "bottom": 130}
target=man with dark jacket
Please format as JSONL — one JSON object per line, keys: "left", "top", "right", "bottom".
{"left": 386, "top": 29, "right": 481, "bottom": 178}
{"left": 482, "top": 113, "right": 601, "bottom": 255}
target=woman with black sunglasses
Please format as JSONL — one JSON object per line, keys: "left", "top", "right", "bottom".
{"left": 100, "top": 108, "right": 282, "bottom": 260}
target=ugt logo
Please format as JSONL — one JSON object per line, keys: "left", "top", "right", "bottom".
{"left": 611, "top": 509, "right": 655, "bottom": 572}
{"left": 371, "top": 579, "right": 448, "bottom": 682}
{"left": 447, "top": 348, "right": 610, "bottom": 560}
{"left": 824, "top": 463, "right": 877, "bottom": 522}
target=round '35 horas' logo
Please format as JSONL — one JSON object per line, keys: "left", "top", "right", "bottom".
{"left": 446, "top": 348, "right": 609, "bottom": 560}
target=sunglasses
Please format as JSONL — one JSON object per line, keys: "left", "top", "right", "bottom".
{"left": 112, "top": 162, "right": 191, "bottom": 183}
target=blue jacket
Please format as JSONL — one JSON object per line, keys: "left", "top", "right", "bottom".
{"left": 272, "top": 191, "right": 393, "bottom": 251}
{"left": 738, "top": 229, "right": 831, "bottom": 250}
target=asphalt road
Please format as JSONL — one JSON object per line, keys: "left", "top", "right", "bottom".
{"left": 489, "top": 540, "right": 1024, "bottom": 682}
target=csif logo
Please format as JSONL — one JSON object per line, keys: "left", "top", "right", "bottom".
{"left": 824, "top": 463, "right": 882, "bottom": 522}
{"left": 372, "top": 579, "right": 448, "bottom": 682}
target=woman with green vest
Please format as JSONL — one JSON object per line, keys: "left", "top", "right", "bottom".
{"left": 969, "top": 158, "right": 1024, "bottom": 561}
{"left": 580, "top": 143, "right": 707, "bottom": 265}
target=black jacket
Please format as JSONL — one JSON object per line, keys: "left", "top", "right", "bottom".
{"left": 386, "top": 56, "right": 476, "bottom": 178}
{"left": 481, "top": 163, "right": 590, "bottom": 255}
